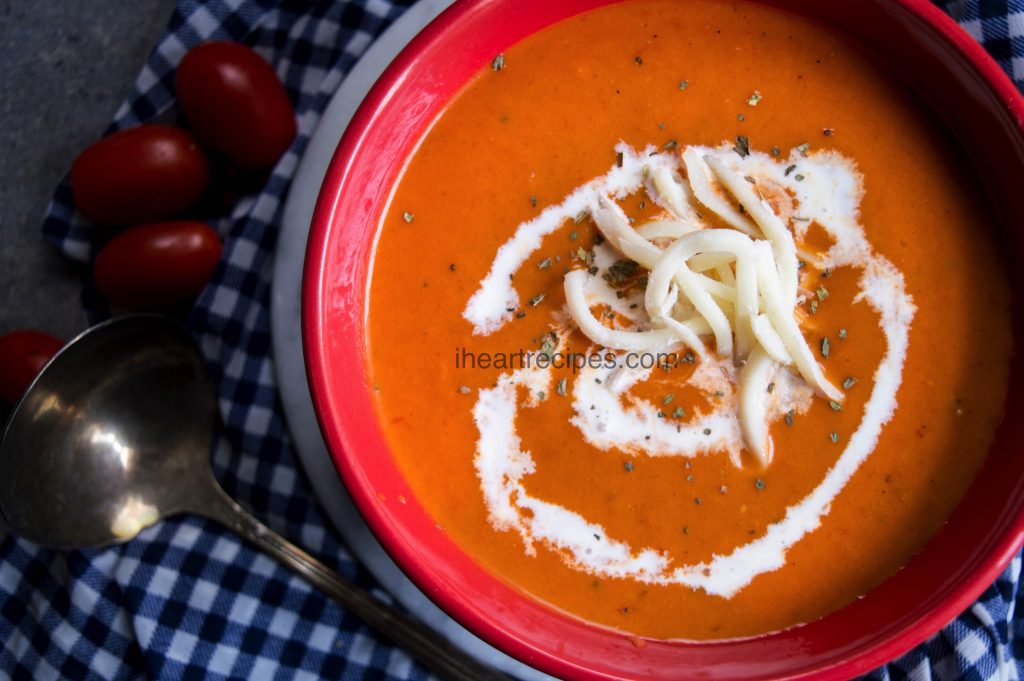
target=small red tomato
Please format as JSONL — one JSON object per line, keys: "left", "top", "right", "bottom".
{"left": 0, "top": 331, "right": 64, "bottom": 404}
{"left": 176, "top": 41, "right": 297, "bottom": 169}
{"left": 93, "top": 221, "right": 222, "bottom": 309}
{"left": 70, "top": 125, "right": 210, "bottom": 225}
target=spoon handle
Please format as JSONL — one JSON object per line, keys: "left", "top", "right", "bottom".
{"left": 196, "top": 483, "right": 511, "bottom": 681}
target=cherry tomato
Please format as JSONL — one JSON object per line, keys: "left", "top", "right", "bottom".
{"left": 176, "top": 41, "right": 297, "bottom": 170}
{"left": 70, "top": 125, "right": 210, "bottom": 225}
{"left": 93, "top": 221, "right": 222, "bottom": 309}
{"left": 0, "top": 331, "right": 64, "bottom": 404}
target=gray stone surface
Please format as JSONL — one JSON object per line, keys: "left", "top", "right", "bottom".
{"left": 0, "top": 0, "right": 176, "bottom": 340}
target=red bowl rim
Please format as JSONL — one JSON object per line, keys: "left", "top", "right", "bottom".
{"left": 303, "top": 0, "right": 1024, "bottom": 678}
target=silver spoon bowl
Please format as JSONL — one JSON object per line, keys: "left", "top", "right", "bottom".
{"left": 0, "top": 315, "right": 507, "bottom": 681}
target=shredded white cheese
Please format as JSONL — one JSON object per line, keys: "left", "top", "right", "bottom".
{"left": 463, "top": 144, "right": 679, "bottom": 335}
{"left": 464, "top": 141, "right": 915, "bottom": 598}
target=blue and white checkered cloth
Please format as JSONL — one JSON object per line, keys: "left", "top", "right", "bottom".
{"left": 3, "top": 0, "right": 1024, "bottom": 678}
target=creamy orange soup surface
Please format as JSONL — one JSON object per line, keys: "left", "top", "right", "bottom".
{"left": 365, "top": 0, "right": 1012, "bottom": 639}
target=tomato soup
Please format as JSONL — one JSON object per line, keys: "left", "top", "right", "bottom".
{"left": 365, "top": 0, "right": 1012, "bottom": 639}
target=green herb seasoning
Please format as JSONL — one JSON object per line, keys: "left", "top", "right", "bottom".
{"left": 821, "top": 337, "right": 830, "bottom": 358}
{"left": 679, "top": 80, "right": 689, "bottom": 90}
{"left": 574, "top": 209, "right": 589, "bottom": 224}
{"left": 767, "top": 382, "right": 775, "bottom": 394}
{"left": 540, "top": 334, "right": 557, "bottom": 359}
{"left": 784, "top": 164, "right": 797, "bottom": 177}
{"left": 664, "top": 139, "right": 678, "bottom": 150}
{"left": 737, "top": 113, "right": 746, "bottom": 122}
{"left": 830, "top": 431, "right": 840, "bottom": 443}
{"left": 838, "top": 328, "right": 848, "bottom": 340}
{"left": 634, "top": 55, "right": 643, "bottom": 65}
{"left": 491, "top": 53, "right": 505, "bottom": 71}
{"left": 755, "top": 478, "right": 766, "bottom": 490}
{"left": 459, "top": 385, "right": 471, "bottom": 394}
{"left": 734, "top": 135, "right": 751, "bottom": 158}
{"left": 785, "top": 410, "right": 795, "bottom": 426}
{"left": 624, "top": 461, "right": 634, "bottom": 472}
{"left": 529, "top": 293, "right": 545, "bottom": 307}
{"left": 747, "top": 90, "right": 762, "bottom": 106}
{"left": 530, "top": 196, "right": 537, "bottom": 207}
{"left": 556, "top": 378, "right": 567, "bottom": 397}
{"left": 842, "top": 376, "right": 857, "bottom": 390}
{"left": 829, "top": 400, "right": 843, "bottom": 412}
{"left": 569, "top": 231, "right": 578, "bottom": 241}
{"left": 816, "top": 287, "right": 829, "bottom": 302}
{"left": 402, "top": 211, "right": 414, "bottom": 223}
{"left": 662, "top": 394, "right": 674, "bottom": 406}
{"left": 771, "top": 146, "right": 781, "bottom": 157}
{"left": 794, "top": 173, "right": 805, "bottom": 182}
{"left": 796, "top": 142, "right": 810, "bottom": 156}
{"left": 603, "top": 259, "right": 640, "bottom": 286}
{"left": 538, "top": 258, "right": 551, "bottom": 270}
{"left": 672, "top": 406, "right": 685, "bottom": 419}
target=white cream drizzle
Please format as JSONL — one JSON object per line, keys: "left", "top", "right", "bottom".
{"left": 464, "top": 142, "right": 915, "bottom": 598}
{"left": 463, "top": 146, "right": 681, "bottom": 335}
{"left": 568, "top": 354, "right": 813, "bottom": 468}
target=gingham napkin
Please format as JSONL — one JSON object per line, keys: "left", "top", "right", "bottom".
{"left": 3, "top": 1, "right": 1023, "bottom": 679}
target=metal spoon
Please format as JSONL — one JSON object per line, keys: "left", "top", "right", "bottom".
{"left": 0, "top": 315, "right": 508, "bottom": 681}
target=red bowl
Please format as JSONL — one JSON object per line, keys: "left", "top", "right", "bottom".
{"left": 303, "top": 1, "right": 1024, "bottom": 678}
